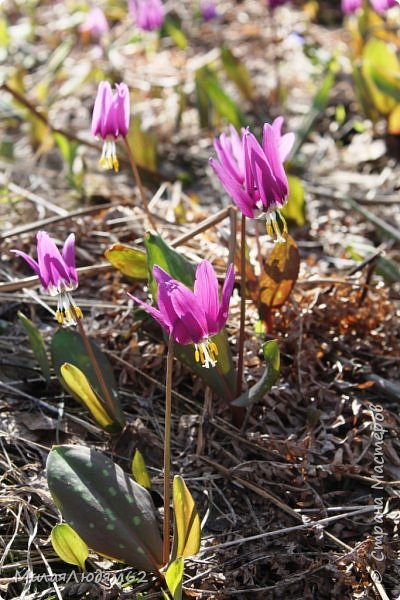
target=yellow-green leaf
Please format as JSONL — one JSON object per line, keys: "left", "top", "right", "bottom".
{"left": 51, "top": 523, "right": 88, "bottom": 571}
{"left": 361, "top": 38, "right": 398, "bottom": 115}
{"left": 105, "top": 244, "right": 148, "bottom": 280}
{"left": 165, "top": 556, "right": 184, "bottom": 600}
{"left": 281, "top": 175, "right": 306, "bottom": 227}
{"left": 60, "top": 363, "right": 114, "bottom": 431}
{"left": 171, "top": 476, "right": 201, "bottom": 560}
{"left": 132, "top": 449, "right": 152, "bottom": 490}
{"left": 220, "top": 46, "right": 253, "bottom": 100}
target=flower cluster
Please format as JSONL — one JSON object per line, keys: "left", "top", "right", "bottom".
{"left": 341, "top": 0, "right": 396, "bottom": 13}
{"left": 210, "top": 117, "right": 294, "bottom": 242}
{"left": 129, "top": 261, "right": 235, "bottom": 368}
{"left": 12, "top": 232, "right": 82, "bottom": 326}
{"left": 128, "top": 0, "right": 165, "bottom": 31}
{"left": 91, "top": 81, "right": 130, "bottom": 172}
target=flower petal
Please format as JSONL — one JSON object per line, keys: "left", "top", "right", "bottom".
{"left": 114, "top": 83, "right": 130, "bottom": 137}
{"left": 62, "top": 233, "right": 78, "bottom": 285}
{"left": 128, "top": 293, "right": 171, "bottom": 333}
{"left": 11, "top": 250, "right": 42, "bottom": 280}
{"left": 216, "top": 264, "right": 235, "bottom": 331}
{"left": 194, "top": 260, "right": 219, "bottom": 331}
{"left": 164, "top": 281, "right": 208, "bottom": 343}
{"left": 91, "top": 81, "right": 113, "bottom": 138}
{"left": 209, "top": 157, "right": 255, "bottom": 218}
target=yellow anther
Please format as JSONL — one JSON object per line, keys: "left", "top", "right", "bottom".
{"left": 199, "top": 345, "right": 205, "bottom": 365}
{"left": 210, "top": 342, "right": 218, "bottom": 356}
{"left": 113, "top": 157, "right": 119, "bottom": 173}
{"left": 195, "top": 348, "right": 200, "bottom": 363}
{"left": 56, "top": 310, "right": 64, "bottom": 324}
{"left": 73, "top": 305, "right": 83, "bottom": 320}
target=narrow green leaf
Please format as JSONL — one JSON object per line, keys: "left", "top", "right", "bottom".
{"left": 201, "top": 69, "right": 244, "bottom": 129}
{"left": 220, "top": 46, "right": 253, "bottom": 100}
{"left": 370, "top": 64, "right": 400, "bottom": 103}
{"left": 105, "top": 244, "right": 148, "bottom": 280}
{"left": 51, "top": 523, "right": 88, "bottom": 571}
{"left": 60, "top": 363, "right": 116, "bottom": 432}
{"left": 132, "top": 449, "right": 152, "bottom": 490}
{"left": 46, "top": 445, "right": 163, "bottom": 571}
{"left": 162, "top": 15, "right": 187, "bottom": 50}
{"left": 18, "top": 311, "right": 50, "bottom": 382}
{"left": 281, "top": 175, "right": 306, "bottom": 227}
{"left": 232, "top": 340, "right": 280, "bottom": 408}
{"left": 165, "top": 556, "right": 184, "bottom": 600}
{"left": 51, "top": 329, "right": 125, "bottom": 430}
{"left": 171, "top": 476, "right": 201, "bottom": 560}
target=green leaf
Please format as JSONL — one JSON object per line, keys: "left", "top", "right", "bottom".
{"left": 361, "top": 38, "right": 398, "bottom": 115}
{"left": 370, "top": 64, "right": 400, "bottom": 103}
{"left": 346, "top": 242, "right": 400, "bottom": 284}
{"left": 51, "top": 329, "right": 125, "bottom": 430}
{"left": 232, "top": 340, "right": 280, "bottom": 408}
{"left": 18, "top": 312, "right": 50, "bottom": 382}
{"left": 162, "top": 15, "right": 187, "bottom": 50}
{"left": 132, "top": 449, "right": 152, "bottom": 490}
{"left": 144, "top": 233, "right": 236, "bottom": 401}
{"left": 165, "top": 557, "right": 184, "bottom": 600}
{"left": 0, "top": 17, "right": 10, "bottom": 48}
{"left": 195, "top": 66, "right": 244, "bottom": 130}
{"left": 51, "top": 523, "right": 89, "bottom": 571}
{"left": 126, "top": 116, "right": 158, "bottom": 171}
{"left": 220, "top": 46, "right": 253, "bottom": 100}
{"left": 171, "top": 476, "right": 201, "bottom": 560}
{"left": 281, "top": 175, "right": 306, "bottom": 227}
{"left": 46, "top": 445, "right": 163, "bottom": 571}
{"left": 60, "top": 363, "right": 117, "bottom": 432}
{"left": 105, "top": 244, "right": 148, "bottom": 280}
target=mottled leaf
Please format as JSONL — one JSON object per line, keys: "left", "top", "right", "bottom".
{"left": 51, "top": 329, "right": 125, "bottom": 430}
{"left": 46, "top": 445, "right": 163, "bottom": 571}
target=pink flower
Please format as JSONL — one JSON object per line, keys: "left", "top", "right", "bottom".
{"left": 128, "top": 0, "right": 165, "bottom": 32}
{"left": 268, "top": 0, "right": 290, "bottom": 8}
{"left": 200, "top": 1, "right": 218, "bottom": 21}
{"left": 79, "top": 7, "right": 109, "bottom": 39}
{"left": 369, "top": 0, "right": 396, "bottom": 12}
{"left": 91, "top": 81, "right": 130, "bottom": 172}
{"left": 12, "top": 231, "right": 82, "bottom": 325}
{"left": 129, "top": 261, "right": 235, "bottom": 368}
{"left": 210, "top": 117, "right": 294, "bottom": 241}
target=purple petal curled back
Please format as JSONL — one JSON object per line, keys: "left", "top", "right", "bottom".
{"left": 153, "top": 265, "right": 173, "bottom": 286}
{"left": 11, "top": 249, "right": 42, "bottom": 282}
{"left": 279, "top": 132, "right": 295, "bottom": 162}
{"left": 37, "top": 231, "right": 63, "bottom": 289}
{"left": 194, "top": 261, "right": 219, "bottom": 332}
{"left": 62, "top": 233, "right": 78, "bottom": 285}
{"left": 166, "top": 282, "right": 208, "bottom": 343}
{"left": 216, "top": 264, "right": 235, "bottom": 331}
{"left": 128, "top": 293, "right": 172, "bottom": 333}
{"left": 261, "top": 124, "right": 289, "bottom": 200}
{"left": 91, "top": 81, "right": 113, "bottom": 138}
{"left": 209, "top": 158, "right": 255, "bottom": 218}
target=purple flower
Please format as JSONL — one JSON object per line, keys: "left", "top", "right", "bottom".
{"left": 129, "top": 261, "right": 235, "bottom": 368}
{"left": 369, "top": 0, "right": 396, "bottom": 12}
{"left": 128, "top": 0, "right": 165, "bottom": 32}
{"left": 79, "top": 7, "right": 109, "bottom": 39}
{"left": 268, "top": 0, "right": 290, "bottom": 8}
{"left": 91, "top": 81, "right": 130, "bottom": 172}
{"left": 210, "top": 117, "right": 295, "bottom": 242}
{"left": 341, "top": 0, "right": 362, "bottom": 12}
{"left": 200, "top": 1, "right": 218, "bottom": 21}
{"left": 12, "top": 231, "right": 82, "bottom": 325}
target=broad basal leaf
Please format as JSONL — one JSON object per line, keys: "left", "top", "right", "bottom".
{"left": 105, "top": 244, "right": 148, "bottom": 280}
{"left": 165, "top": 556, "right": 184, "bottom": 600}
{"left": 46, "top": 445, "right": 163, "bottom": 571}
{"left": 51, "top": 523, "right": 88, "bottom": 571}
{"left": 132, "top": 449, "right": 152, "bottom": 490}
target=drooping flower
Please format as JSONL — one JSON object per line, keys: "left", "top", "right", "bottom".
{"left": 12, "top": 231, "right": 82, "bottom": 326}
{"left": 129, "top": 261, "right": 235, "bottom": 368}
{"left": 369, "top": 0, "right": 396, "bottom": 12}
{"left": 341, "top": 0, "right": 396, "bottom": 11}
{"left": 128, "top": 0, "right": 165, "bottom": 32}
{"left": 200, "top": 1, "right": 218, "bottom": 21}
{"left": 79, "top": 7, "right": 109, "bottom": 40}
{"left": 210, "top": 117, "right": 295, "bottom": 242}
{"left": 91, "top": 81, "right": 130, "bottom": 172}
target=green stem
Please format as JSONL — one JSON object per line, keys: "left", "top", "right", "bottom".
{"left": 236, "top": 214, "right": 246, "bottom": 395}
{"left": 163, "top": 337, "right": 174, "bottom": 565}
{"left": 71, "top": 307, "right": 115, "bottom": 419}
{"left": 123, "top": 137, "right": 158, "bottom": 232}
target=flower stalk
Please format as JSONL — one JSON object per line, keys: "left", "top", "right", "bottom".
{"left": 123, "top": 136, "right": 158, "bottom": 232}
{"left": 163, "top": 336, "right": 174, "bottom": 565}
{"left": 236, "top": 214, "right": 246, "bottom": 395}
